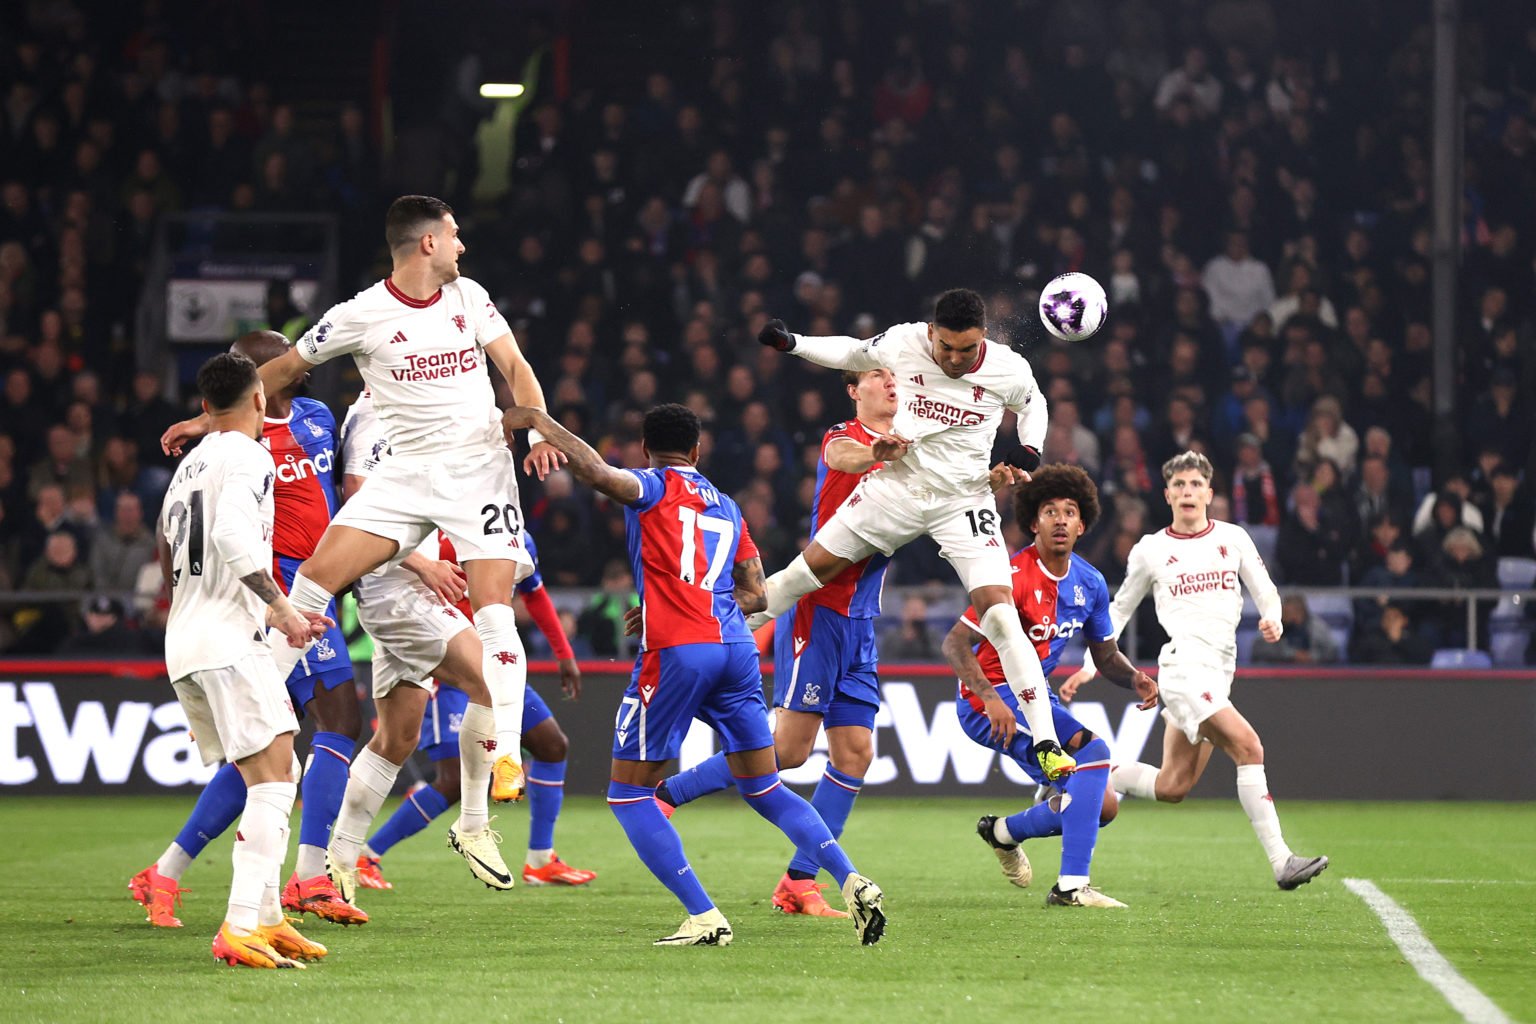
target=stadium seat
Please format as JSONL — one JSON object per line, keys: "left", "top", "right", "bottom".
{"left": 1429, "top": 648, "right": 1493, "bottom": 670}
{"left": 1490, "top": 595, "right": 1523, "bottom": 624}
{"left": 1489, "top": 625, "right": 1531, "bottom": 667}
{"left": 1306, "top": 593, "right": 1355, "bottom": 629}
{"left": 1496, "top": 557, "right": 1536, "bottom": 589}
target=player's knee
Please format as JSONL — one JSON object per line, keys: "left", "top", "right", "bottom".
{"left": 1100, "top": 800, "right": 1119, "bottom": 825}
{"left": 775, "top": 746, "right": 809, "bottom": 771}
{"left": 1243, "top": 739, "right": 1265, "bottom": 765}
{"left": 829, "top": 737, "right": 874, "bottom": 777}
{"left": 433, "top": 762, "right": 461, "bottom": 799}
{"left": 527, "top": 723, "right": 568, "bottom": 763}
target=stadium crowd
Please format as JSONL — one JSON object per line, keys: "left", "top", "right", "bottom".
{"left": 0, "top": 0, "right": 1533, "bottom": 664}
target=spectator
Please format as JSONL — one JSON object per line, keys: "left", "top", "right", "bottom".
{"left": 1351, "top": 604, "right": 1433, "bottom": 665}
{"left": 1295, "top": 397, "right": 1359, "bottom": 479}
{"left": 1464, "top": 369, "right": 1532, "bottom": 468}
{"left": 577, "top": 560, "right": 639, "bottom": 658}
{"left": 882, "top": 594, "right": 936, "bottom": 660}
{"left": 1230, "top": 433, "right": 1280, "bottom": 526}
{"left": 1202, "top": 231, "right": 1274, "bottom": 341}
{"left": 1154, "top": 45, "right": 1223, "bottom": 119}
{"left": 13, "top": 531, "right": 90, "bottom": 652}
{"left": 74, "top": 594, "right": 153, "bottom": 654}
{"left": 1356, "top": 543, "right": 1430, "bottom": 633}
{"left": 1413, "top": 482, "right": 1485, "bottom": 563}
{"left": 1276, "top": 483, "right": 1347, "bottom": 584}
{"left": 1431, "top": 527, "right": 1498, "bottom": 649}
{"left": 27, "top": 424, "right": 93, "bottom": 501}
{"left": 1477, "top": 463, "right": 1536, "bottom": 559}
{"left": 1251, "top": 595, "right": 1340, "bottom": 664}
{"left": 89, "top": 492, "right": 153, "bottom": 594}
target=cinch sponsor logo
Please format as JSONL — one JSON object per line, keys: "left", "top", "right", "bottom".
{"left": 677, "top": 681, "right": 1155, "bottom": 788}
{"left": 1168, "top": 570, "right": 1239, "bottom": 597}
{"left": 0, "top": 682, "right": 217, "bottom": 788}
{"left": 1026, "top": 616, "right": 1084, "bottom": 642}
{"left": 908, "top": 395, "right": 985, "bottom": 427}
{"left": 390, "top": 346, "right": 479, "bottom": 382}
{"left": 276, "top": 447, "right": 334, "bottom": 483}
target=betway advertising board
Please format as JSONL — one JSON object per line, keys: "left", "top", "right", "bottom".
{"left": 3, "top": 661, "right": 1533, "bottom": 799}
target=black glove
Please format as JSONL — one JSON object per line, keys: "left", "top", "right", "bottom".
{"left": 1008, "top": 445, "right": 1041, "bottom": 473}
{"left": 758, "top": 318, "right": 795, "bottom": 352}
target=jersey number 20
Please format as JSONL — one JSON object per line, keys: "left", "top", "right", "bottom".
{"left": 676, "top": 507, "right": 734, "bottom": 589}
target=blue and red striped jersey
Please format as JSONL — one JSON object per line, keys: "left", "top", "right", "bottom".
{"left": 262, "top": 396, "right": 338, "bottom": 560}
{"left": 958, "top": 546, "right": 1114, "bottom": 713}
{"left": 625, "top": 466, "right": 758, "bottom": 651}
{"left": 805, "top": 420, "right": 891, "bottom": 619}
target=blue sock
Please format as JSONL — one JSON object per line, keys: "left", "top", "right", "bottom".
{"left": 787, "top": 766, "right": 863, "bottom": 877}
{"left": 608, "top": 781, "right": 714, "bottom": 914}
{"left": 1004, "top": 802, "right": 1062, "bottom": 842}
{"left": 735, "top": 772, "right": 857, "bottom": 884}
{"left": 299, "top": 732, "right": 355, "bottom": 850}
{"left": 526, "top": 759, "right": 565, "bottom": 851}
{"left": 173, "top": 761, "right": 246, "bottom": 858}
{"left": 1059, "top": 738, "right": 1111, "bottom": 879}
{"left": 660, "top": 752, "right": 735, "bottom": 807}
{"left": 367, "top": 785, "right": 451, "bottom": 856}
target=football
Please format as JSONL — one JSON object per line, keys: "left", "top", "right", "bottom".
{"left": 1038, "top": 272, "right": 1108, "bottom": 342}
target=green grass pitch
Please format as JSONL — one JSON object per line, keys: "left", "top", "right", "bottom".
{"left": 3, "top": 796, "right": 1532, "bottom": 1023}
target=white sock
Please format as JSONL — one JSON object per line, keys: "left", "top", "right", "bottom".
{"left": 457, "top": 703, "right": 497, "bottom": 832}
{"left": 1112, "top": 762, "right": 1161, "bottom": 801}
{"left": 227, "top": 781, "right": 296, "bottom": 933}
{"left": 977, "top": 604, "right": 1059, "bottom": 748}
{"left": 1057, "top": 874, "right": 1090, "bottom": 892}
{"left": 474, "top": 604, "right": 526, "bottom": 755}
{"left": 259, "top": 861, "right": 284, "bottom": 927}
{"left": 267, "top": 572, "right": 333, "bottom": 677}
{"left": 992, "top": 817, "right": 1016, "bottom": 845}
{"left": 156, "top": 842, "right": 193, "bottom": 881}
{"left": 763, "top": 554, "right": 823, "bottom": 619}
{"left": 295, "top": 843, "right": 326, "bottom": 880}
{"left": 1236, "top": 763, "right": 1292, "bottom": 872}
{"left": 329, "top": 747, "right": 401, "bottom": 868}
{"left": 526, "top": 848, "right": 554, "bottom": 868}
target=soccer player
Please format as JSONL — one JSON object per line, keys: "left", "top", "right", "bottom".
{"left": 502, "top": 402, "right": 886, "bottom": 946}
{"left": 132, "top": 331, "right": 365, "bottom": 930}
{"left": 941, "top": 465, "right": 1159, "bottom": 908}
{"left": 1063, "top": 451, "right": 1329, "bottom": 890}
{"left": 335, "top": 391, "right": 594, "bottom": 890}
{"left": 158, "top": 352, "right": 331, "bottom": 968}
{"left": 651, "top": 367, "right": 902, "bottom": 918}
{"left": 750, "top": 289, "right": 1076, "bottom": 781}
{"left": 163, "top": 195, "right": 562, "bottom": 889}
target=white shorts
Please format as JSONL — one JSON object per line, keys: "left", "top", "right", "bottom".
{"left": 356, "top": 569, "right": 473, "bottom": 697}
{"left": 813, "top": 469, "right": 1012, "bottom": 591}
{"left": 173, "top": 652, "right": 299, "bottom": 766}
{"left": 1156, "top": 656, "right": 1236, "bottom": 745}
{"left": 334, "top": 448, "right": 534, "bottom": 577}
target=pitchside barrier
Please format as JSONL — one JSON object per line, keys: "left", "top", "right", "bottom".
{"left": 2, "top": 659, "right": 1532, "bottom": 800}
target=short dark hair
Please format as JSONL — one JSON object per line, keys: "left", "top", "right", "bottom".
{"left": 932, "top": 288, "right": 986, "bottom": 333}
{"left": 643, "top": 403, "right": 701, "bottom": 455}
{"left": 197, "top": 352, "right": 259, "bottom": 412}
{"left": 385, "top": 195, "right": 453, "bottom": 252}
{"left": 1014, "top": 463, "right": 1102, "bottom": 536}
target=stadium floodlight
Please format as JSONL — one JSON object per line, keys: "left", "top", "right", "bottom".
{"left": 479, "top": 83, "right": 525, "bottom": 99}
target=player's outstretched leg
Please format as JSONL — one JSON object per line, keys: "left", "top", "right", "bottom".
{"left": 608, "top": 782, "right": 732, "bottom": 946}
{"left": 974, "top": 603, "right": 1073, "bottom": 780}
{"left": 775, "top": 765, "right": 863, "bottom": 918}
{"left": 654, "top": 752, "right": 735, "bottom": 810}
{"left": 975, "top": 815, "right": 1034, "bottom": 888}
{"left": 733, "top": 771, "right": 885, "bottom": 945}
{"left": 1237, "top": 763, "right": 1329, "bottom": 890}
{"left": 285, "top": 731, "right": 368, "bottom": 926}
{"left": 746, "top": 553, "right": 827, "bottom": 630}
{"left": 132, "top": 761, "right": 246, "bottom": 926}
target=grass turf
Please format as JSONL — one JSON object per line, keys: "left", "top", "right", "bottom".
{"left": 3, "top": 796, "right": 1532, "bottom": 1023}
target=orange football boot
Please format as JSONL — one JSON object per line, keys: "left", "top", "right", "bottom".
{"left": 211, "top": 923, "right": 305, "bottom": 969}
{"left": 356, "top": 854, "right": 393, "bottom": 890}
{"left": 258, "top": 916, "right": 328, "bottom": 961}
{"left": 771, "top": 873, "right": 849, "bottom": 918}
{"left": 281, "top": 872, "right": 369, "bottom": 925}
{"left": 522, "top": 853, "right": 597, "bottom": 886}
{"left": 490, "top": 755, "right": 526, "bottom": 803}
{"left": 129, "top": 864, "right": 188, "bottom": 928}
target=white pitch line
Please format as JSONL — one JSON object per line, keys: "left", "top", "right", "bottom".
{"left": 1343, "top": 878, "right": 1513, "bottom": 1024}
{"left": 1368, "top": 878, "right": 1536, "bottom": 887}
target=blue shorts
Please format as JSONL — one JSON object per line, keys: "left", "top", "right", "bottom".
{"left": 419, "top": 683, "right": 555, "bottom": 762}
{"left": 772, "top": 603, "right": 880, "bottom": 731}
{"left": 956, "top": 696, "right": 1092, "bottom": 788}
{"left": 613, "top": 642, "right": 772, "bottom": 762}
{"left": 276, "top": 554, "right": 353, "bottom": 710}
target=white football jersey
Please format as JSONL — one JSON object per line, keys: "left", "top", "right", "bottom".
{"left": 162, "top": 430, "right": 277, "bottom": 679}
{"left": 339, "top": 389, "right": 389, "bottom": 479}
{"left": 297, "top": 276, "right": 508, "bottom": 460}
{"left": 793, "top": 322, "right": 1046, "bottom": 495}
{"left": 1109, "top": 519, "right": 1281, "bottom": 669}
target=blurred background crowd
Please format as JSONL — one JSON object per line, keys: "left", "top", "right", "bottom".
{"left": 0, "top": 0, "right": 1531, "bottom": 665}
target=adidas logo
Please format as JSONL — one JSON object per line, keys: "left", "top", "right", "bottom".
{"left": 390, "top": 330, "right": 408, "bottom": 344}
{"left": 1166, "top": 555, "right": 1178, "bottom": 565}
{"left": 909, "top": 374, "right": 924, "bottom": 386}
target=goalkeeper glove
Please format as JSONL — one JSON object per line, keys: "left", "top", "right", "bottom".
{"left": 758, "top": 318, "right": 795, "bottom": 352}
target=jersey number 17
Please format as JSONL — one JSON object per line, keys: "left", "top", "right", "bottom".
{"left": 675, "top": 507, "right": 734, "bottom": 589}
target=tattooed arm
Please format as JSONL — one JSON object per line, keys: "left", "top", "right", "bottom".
{"left": 732, "top": 557, "right": 766, "bottom": 615}
{"left": 501, "top": 407, "right": 643, "bottom": 505}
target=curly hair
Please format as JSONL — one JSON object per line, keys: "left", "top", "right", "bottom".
{"left": 642, "top": 402, "right": 701, "bottom": 455}
{"left": 1013, "top": 463, "right": 1102, "bottom": 536}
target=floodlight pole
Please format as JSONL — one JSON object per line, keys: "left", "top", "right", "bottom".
{"left": 1430, "top": 0, "right": 1460, "bottom": 480}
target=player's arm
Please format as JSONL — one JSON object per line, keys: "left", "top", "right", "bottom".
{"left": 518, "top": 583, "right": 581, "bottom": 699}
{"left": 732, "top": 556, "right": 767, "bottom": 615}
{"left": 501, "top": 406, "right": 642, "bottom": 505}
{"left": 758, "top": 319, "right": 886, "bottom": 371}
{"left": 1003, "top": 373, "right": 1047, "bottom": 476}
{"left": 1070, "top": 543, "right": 1154, "bottom": 688}
{"left": 1073, "top": 638, "right": 1158, "bottom": 709}
{"left": 824, "top": 435, "right": 908, "bottom": 473}
{"left": 484, "top": 332, "right": 567, "bottom": 479}
{"left": 209, "top": 464, "right": 332, "bottom": 647}
{"left": 942, "top": 619, "right": 1018, "bottom": 744}
{"left": 1237, "top": 530, "right": 1284, "bottom": 642}
{"left": 161, "top": 349, "right": 314, "bottom": 455}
